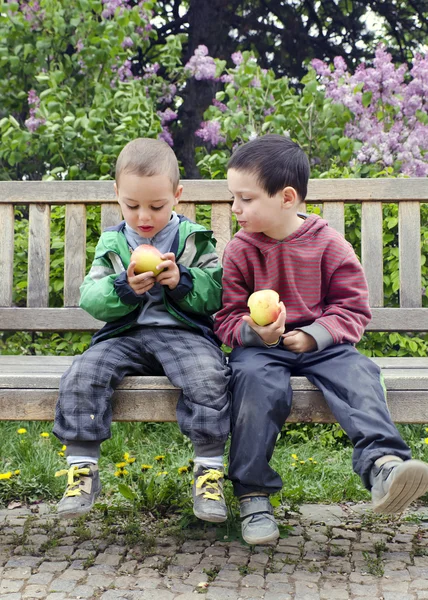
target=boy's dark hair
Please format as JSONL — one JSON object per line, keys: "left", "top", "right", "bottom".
{"left": 115, "top": 137, "right": 180, "bottom": 190}
{"left": 228, "top": 134, "right": 310, "bottom": 200}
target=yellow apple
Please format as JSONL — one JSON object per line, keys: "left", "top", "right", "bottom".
{"left": 247, "top": 289, "right": 281, "bottom": 326}
{"left": 130, "top": 244, "right": 165, "bottom": 276}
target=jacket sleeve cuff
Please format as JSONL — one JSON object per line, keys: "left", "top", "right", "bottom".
{"left": 165, "top": 265, "right": 193, "bottom": 302}
{"left": 113, "top": 272, "right": 143, "bottom": 305}
{"left": 240, "top": 321, "right": 281, "bottom": 348}
{"left": 297, "top": 323, "right": 334, "bottom": 351}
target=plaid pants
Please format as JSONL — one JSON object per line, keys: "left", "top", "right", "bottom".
{"left": 53, "top": 326, "right": 231, "bottom": 449}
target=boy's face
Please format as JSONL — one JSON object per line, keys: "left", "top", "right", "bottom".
{"left": 228, "top": 168, "right": 301, "bottom": 240}
{"left": 115, "top": 173, "right": 182, "bottom": 238}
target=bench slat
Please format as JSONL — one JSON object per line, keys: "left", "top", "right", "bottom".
{"left": 1, "top": 307, "right": 427, "bottom": 331}
{"left": 0, "top": 204, "right": 14, "bottom": 307}
{"left": 1, "top": 389, "right": 427, "bottom": 423}
{"left": 178, "top": 202, "right": 196, "bottom": 221}
{"left": 101, "top": 203, "right": 122, "bottom": 231}
{"left": 27, "top": 204, "right": 50, "bottom": 308}
{"left": 211, "top": 202, "right": 232, "bottom": 261}
{"left": 361, "top": 202, "right": 384, "bottom": 307}
{"left": 64, "top": 204, "right": 87, "bottom": 307}
{"left": 322, "top": 201, "right": 345, "bottom": 236}
{"left": 2, "top": 179, "right": 428, "bottom": 202}
{"left": 1, "top": 370, "right": 427, "bottom": 391}
{"left": 399, "top": 201, "right": 422, "bottom": 308}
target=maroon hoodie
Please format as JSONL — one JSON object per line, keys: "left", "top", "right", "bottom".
{"left": 214, "top": 213, "right": 371, "bottom": 350}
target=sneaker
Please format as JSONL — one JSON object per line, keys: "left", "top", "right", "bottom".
{"left": 371, "top": 458, "right": 428, "bottom": 514}
{"left": 240, "top": 495, "right": 279, "bottom": 545}
{"left": 193, "top": 465, "right": 227, "bottom": 523}
{"left": 55, "top": 463, "right": 101, "bottom": 519}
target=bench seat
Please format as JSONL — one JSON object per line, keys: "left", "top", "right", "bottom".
{"left": 1, "top": 355, "right": 427, "bottom": 424}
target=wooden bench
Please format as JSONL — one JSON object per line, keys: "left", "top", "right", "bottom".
{"left": 0, "top": 179, "right": 427, "bottom": 424}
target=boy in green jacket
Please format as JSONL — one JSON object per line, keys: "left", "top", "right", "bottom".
{"left": 53, "top": 138, "right": 230, "bottom": 522}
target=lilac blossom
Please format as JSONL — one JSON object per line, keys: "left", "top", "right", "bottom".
{"left": 20, "top": 0, "right": 45, "bottom": 29}
{"left": 121, "top": 37, "right": 133, "bottom": 49}
{"left": 157, "top": 108, "right": 178, "bottom": 126}
{"left": 184, "top": 45, "right": 217, "bottom": 81}
{"left": 159, "top": 127, "right": 174, "bottom": 146}
{"left": 158, "top": 83, "right": 177, "bottom": 104}
{"left": 24, "top": 89, "right": 45, "bottom": 133}
{"left": 312, "top": 44, "right": 428, "bottom": 176}
{"left": 101, "top": 0, "right": 130, "bottom": 19}
{"left": 143, "top": 63, "right": 160, "bottom": 79}
{"left": 195, "top": 121, "right": 225, "bottom": 146}
{"left": 231, "top": 52, "right": 243, "bottom": 66}
{"left": 212, "top": 98, "right": 228, "bottom": 112}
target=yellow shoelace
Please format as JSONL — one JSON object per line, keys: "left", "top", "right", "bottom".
{"left": 196, "top": 469, "right": 224, "bottom": 501}
{"left": 55, "top": 465, "right": 90, "bottom": 497}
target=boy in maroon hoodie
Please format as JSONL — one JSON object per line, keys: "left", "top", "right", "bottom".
{"left": 214, "top": 134, "right": 428, "bottom": 545}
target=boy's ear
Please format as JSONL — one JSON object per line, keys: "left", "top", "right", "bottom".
{"left": 114, "top": 182, "right": 119, "bottom": 199}
{"left": 174, "top": 184, "right": 183, "bottom": 206}
{"left": 282, "top": 186, "right": 299, "bottom": 208}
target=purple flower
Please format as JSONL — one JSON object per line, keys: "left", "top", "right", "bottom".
{"left": 101, "top": 0, "right": 130, "bottom": 19}
{"left": 195, "top": 121, "right": 225, "bottom": 146}
{"left": 121, "top": 37, "right": 133, "bottom": 49}
{"left": 159, "top": 126, "right": 174, "bottom": 146}
{"left": 157, "top": 108, "right": 178, "bottom": 125}
{"left": 212, "top": 99, "right": 228, "bottom": 112}
{"left": 231, "top": 52, "right": 243, "bottom": 66}
{"left": 184, "top": 45, "right": 217, "bottom": 81}
{"left": 20, "top": 1, "right": 45, "bottom": 29}
{"left": 25, "top": 90, "right": 45, "bottom": 133}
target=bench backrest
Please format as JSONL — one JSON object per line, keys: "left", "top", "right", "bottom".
{"left": 0, "top": 179, "right": 427, "bottom": 334}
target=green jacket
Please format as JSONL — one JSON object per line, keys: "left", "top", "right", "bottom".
{"left": 80, "top": 216, "right": 222, "bottom": 344}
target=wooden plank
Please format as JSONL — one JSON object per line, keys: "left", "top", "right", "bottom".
{"left": 0, "top": 204, "right": 14, "bottom": 307}
{"left": 1, "top": 179, "right": 428, "bottom": 204}
{"left": 178, "top": 202, "right": 196, "bottom": 221}
{"left": 1, "top": 307, "right": 427, "bottom": 332}
{"left": 101, "top": 203, "right": 122, "bottom": 231}
{"left": 1, "top": 370, "right": 427, "bottom": 391}
{"left": 2, "top": 389, "right": 428, "bottom": 423}
{"left": 361, "top": 202, "right": 384, "bottom": 307}
{"left": 211, "top": 202, "right": 232, "bottom": 260}
{"left": 0, "top": 308, "right": 104, "bottom": 330}
{"left": 64, "top": 204, "right": 86, "bottom": 307}
{"left": 322, "top": 202, "right": 345, "bottom": 236}
{"left": 399, "top": 201, "right": 422, "bottom": 308}
{"left": 27, "top": 204, "right": 50, "bottom": 308}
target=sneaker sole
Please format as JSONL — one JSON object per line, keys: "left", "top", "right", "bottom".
{"left": 243, "top": 529, "right": 280, "bottom": 545}
{"left": 193, "top": 508, "right": 227, "bottom": 523}
{"left": 57, "top": 488, "right": 101, "bottom": 519}
{"left": 373, "top": 460, "right": 428, "bottom": 514}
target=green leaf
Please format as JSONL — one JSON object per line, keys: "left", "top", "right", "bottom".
{"left": 118, "top": 483, "right": 137, "bottom": 501}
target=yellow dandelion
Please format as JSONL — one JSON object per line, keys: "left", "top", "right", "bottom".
{"left": 156, "top": 471, "right": 168, "bottom": 476}
{"left": 126, "top": 457, "right": 136, "bottom": 464}
{"left": 425, "top": 428, "right": 428, "bottom": 432}
{"left": 309, "top": 457, "right": 314, "bottom": 461}
{"left": 0, "top": 472, "right": 13, "bottom": 480}
{"left": 58, "top": 451, "right": 64, "bottom": 457}
{"left": 291, "top": 462, "right": 296, "bottom": 467}
{"left": 291, "top": 453, "right": 298, "bottom": 460}
{"left": 114, "top": 470, "right": 123, "bottom": 477}
{"left": 300, "top": 460, "right": 305, "bottom": 464}
{"left": 17, "top": 428, "right": 27, "bottom": 434}
{"left": 313, "top": 461, "right": 318, "bottom": 464}
{"left": 178, "top": 466, "right": 189, "bottom": 474}
{"left": 124, "top": 452, "right": 130, "bottom": 460}
{"left": 425, "top": 438, "right": 428, "bottom": 444}
{"left": 62, "top": 445, "right": 67, "bottom": 451}
{"left": 14, "top": 470, "right": 20, "bottom": 475}
{"left": 141, "top": 464, "right": 153, "bottom": 471}
{"left": 154, "top": 455, "right": 165, "bottom": 462}
{"left": 122, "top": 469, "right": 128, "bottom": 475}
{"left": 190, "top": 479, "right": 194, "bottom": 485}
{"left": 115, "top": 462, "right": 126, "bottom": 468}
{"left": 40, "top": 432, "right": 50, "bottom": 438}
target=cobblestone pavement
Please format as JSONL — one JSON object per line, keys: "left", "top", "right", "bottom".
{"left": 2, "top": 501, "right": 428, "bottom": 600}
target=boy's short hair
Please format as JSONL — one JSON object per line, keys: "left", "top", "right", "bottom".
{"left": 228, "top": 134, "right": 310, "bottom": 200}
{"left": 115, "top": 138, "right": 180, "bottom": 190}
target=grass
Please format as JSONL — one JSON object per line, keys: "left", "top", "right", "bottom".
{"left": 1, "top": 421, "right": 428, "bottom": 516}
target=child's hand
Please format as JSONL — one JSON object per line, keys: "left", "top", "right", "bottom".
{"left": 282, "top": 330, "right": 317, "bottom": 353}
{"left": 242, "top": 302, "right": 286, "bottom": 345}
{"left": 155, "top": 252, "right": 180, "bottom": 290}
{"left": 127, "top": 261, "right": 156, "bottom": 295}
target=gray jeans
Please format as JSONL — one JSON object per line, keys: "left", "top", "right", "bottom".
{"left": 53, "top": 326, "right": 231, "bottom": 457}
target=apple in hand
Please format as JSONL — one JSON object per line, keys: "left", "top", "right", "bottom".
{"left": 130, "top": 244, "right": 164, "bottom": 276}
{"left": 247, "top": 289, "right": 281, "bottom": 326}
